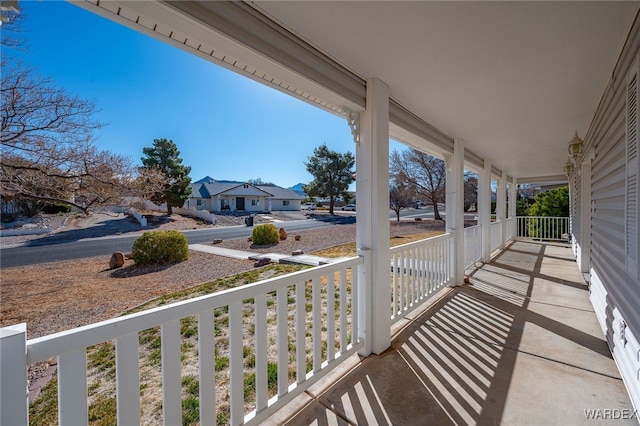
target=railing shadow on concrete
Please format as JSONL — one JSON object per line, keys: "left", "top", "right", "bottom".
{"left": 277, "top": 239, "right": 621, "bottom": 425}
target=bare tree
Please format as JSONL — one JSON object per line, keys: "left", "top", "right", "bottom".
{"left": 390, "top": 148, "right": 446, "bottom": 220}
{"left": 464, "top": 172, "right": 478, "bottom": 211}
{"left": 389, "top": 184, "right": 414, "bottom": 221}
{"left": 1, "top": 10, "right": 161, "bottom": 215}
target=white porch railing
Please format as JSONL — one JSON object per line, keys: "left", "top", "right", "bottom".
{"left": 505, "top": 217, "right": 515, "bottom": 241}
{"left": 490, "top": 220, "right": 503, "bottom": 252}
{"left": 516, "top": 216, "right": 570, "bottom": 241}
{"left": 464, "top": 225, "right": 482, "bottom": 270}
{"left": 2, "top": 257, "right": 363, "bottom": 426}
{"left": 390, "top": 233, "right": 453, "bottom": 323}
{"left": 3, "top": 223, "right": 530, "bottom": 425}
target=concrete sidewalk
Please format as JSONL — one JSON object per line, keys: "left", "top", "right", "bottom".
{"left": 268, "top": 240, "right": 636, "bottom": 425}
{"left": 188, "top": 244, "right": 342, "bottom": 266}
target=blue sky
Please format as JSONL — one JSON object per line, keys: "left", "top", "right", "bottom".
{"left": 12, "top": 1, "right": 404, "bottom": 189}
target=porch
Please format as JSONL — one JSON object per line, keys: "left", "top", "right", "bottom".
{"left": 2, "top": 228, "right": 635, "bottom": 425}
{"left": 270, "top": 240, "right": 635, "bottom": 425}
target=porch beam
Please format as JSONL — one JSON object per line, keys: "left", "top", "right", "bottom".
{"left": 479, "top": 160, "right": 492, "bottom": 262}
{"left": 445, "top": 138, "right": 465, "bottom": 286}
{"left": 356, "top": 77, "right": 390, "bottom": 356}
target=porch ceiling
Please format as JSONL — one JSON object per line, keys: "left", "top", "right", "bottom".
{"left": 253, "top": 1, "right": 638, "bottom": 179}
{"left": 76, "top": 1, "right": 638, "bottom": 180}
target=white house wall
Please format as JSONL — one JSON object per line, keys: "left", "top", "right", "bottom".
{"left": 583, "top": 11, "right": 640, "bottom": 410}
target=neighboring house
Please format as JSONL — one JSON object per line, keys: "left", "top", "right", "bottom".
{"left": 184, "top": 179, "right": 304, "bottom": 212}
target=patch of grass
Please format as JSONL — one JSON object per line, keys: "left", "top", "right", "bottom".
{"left": 217, "top": 408, "right": 230, "bottom": 425}
{"left": 182, "top": 397, "right": 199, "bottom": 426}
{"left": 180, "top": 316, "right": 198, "bottom": 338}
{"left": 182, "top": 375, "right": 200, "bottom": 425}
{"left": 244, "top": 373, "right": 256, "bottom": 402}
{"left": 215, "top": 355, "right": 229, "bottom": 370}
{"left": 88, "top": 342, "right": 115, "bottom": 381}
{"left": 87, "top": 394, "right": 117, "bottom": 426}
{"left": 29, "top": 377, "right": 58, "bottom": 426}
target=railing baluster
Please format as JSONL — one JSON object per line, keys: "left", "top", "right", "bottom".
{"left": 399, "top": 251, "right": 405, "bottom": 312}
{"left": 339, "top": 270, "right": 347, "bottom": 353}
{"left": 312, "top": 277, "right": 322, "bottom": 372}
{"left": 276, "top": 288, "right": 288, "bottom": 397}
{"left": 392, "top": 254, "right": 398, "bottom": 318}
{"left": 198, "top": 310, "right": 215, "bottom": 425}
{"left": 255, "top": 293, "right": 268, "bottom": 412}
{"left": 58, "top": 348, "right": 88, "bottom": 426}
{"left": 327, "top": 272, "right": 336, "bottom": 362}
{"left": 116, "top": 333, "right": 140, "bottom": 426}
{"left": 295, "top": 281, "right": 306, "bottom": 383}
{"left": 161, "top": 320, "right": 181, "bottom": 426}
{"left": 228, "top": 300, "right": 243, "bottom": 426}
{"left": 351, "top": 265, "right": 359, "bottom": 348}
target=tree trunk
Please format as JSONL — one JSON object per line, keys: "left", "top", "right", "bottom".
{"left": 329, "top": 195, "right": 334, "bottom": 215}
{"left": 167, "top": 204, "right": 173, "bottom": 216}
{"left": 432, "top": 195, "right": 442, "bottom": 220}
{"left": 396, "top": 210, "right": 401, "bottom": 221}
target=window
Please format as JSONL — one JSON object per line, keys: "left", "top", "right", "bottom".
{"left": 251, "top": 199, "right": 259, "bottom": 206}
{"left": 221, "top": 199, "right": 230, "bottom": 210}
{"left": 196, "top": 199, "right": 203, "bottom": 206}
{"left": 283, "top": 200, "right": 290, "bottom": 206}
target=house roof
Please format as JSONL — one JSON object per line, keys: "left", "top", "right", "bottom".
{"left": 191, "top": 180, "right": 303, "bottom": 200}
{"left": 257, "top": 185, "right": 305, "bottom": 200}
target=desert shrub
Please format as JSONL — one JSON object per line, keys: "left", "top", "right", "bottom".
{"left": 131, "top": 230, "right": 189, "bottom": 265}
{"left": 252, "top": 224, "right": 279, "bottom": 245}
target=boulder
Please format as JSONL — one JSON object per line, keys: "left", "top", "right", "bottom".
{"left": 109, "top": 252, "right": 125, "bottom": 269}
{"left": 254, "top": 258, "right": 271, "bottom": 267}
{"left": 213, "top": 239, "right": 223, "bottom": 244}
{"left": 294, "top": 235, "right": 301, "bottom": 241}
{"left": 279, "top": 227, "right": 287, "bottom": 240}
{"left": 292, "top": 250, "right": 304, "bottom": 256}
{"left": 414, "top": 217, "right": 423, "bottom": 221}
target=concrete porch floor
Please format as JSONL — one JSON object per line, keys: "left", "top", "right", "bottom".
{"left": 266, "top": 240, "right": 636, "bottom": 425}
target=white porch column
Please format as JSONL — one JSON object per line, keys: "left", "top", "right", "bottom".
{"left": 445, "top": 139, "right": 465, "bottom": 286}
{"left": 580, "top": 158, "right": 592, "bottom": 273}
{"left": 497, "top": 171, "right": 507, "bottom": 248}
{"left": 509, "top": 177, "right": 517, "bottom": 239}
{"left": 479, "top": 160, "right": 492, "bottom": 262}
{"left": 355, "top": 78, "right": 390, "bottom": 356}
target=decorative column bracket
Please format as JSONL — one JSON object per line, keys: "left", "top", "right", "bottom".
{"left": 343, "top": 107, "right": 361, "bottom": 144}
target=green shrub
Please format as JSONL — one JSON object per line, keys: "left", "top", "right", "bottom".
{"left": 131, "top": 230, "right": 189, "bottom": 265}
{"left": 251, "top": 223, "right": 279, "bottom": 245}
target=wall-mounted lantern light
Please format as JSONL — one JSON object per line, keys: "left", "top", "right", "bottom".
{"left": 564, "top": 160, "right": 573, "bottom": 176}
{"left": 568, "top": 130, "right": 584, "bottom": 164}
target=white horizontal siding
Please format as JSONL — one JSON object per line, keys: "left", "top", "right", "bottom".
{"left": 588, "top": 14, "right": 640, "bottom": 411}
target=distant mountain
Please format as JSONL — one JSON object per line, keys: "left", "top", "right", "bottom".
{"left": 193, "top": 176, "right": 244, "bottom": 185}
{"left": 289, "top": 183, "right": 306, "bottom": 196}
{"left": 193, "top": 176, "right": 215, "bottom": 184}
